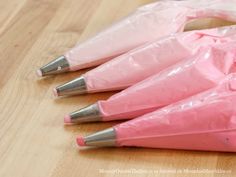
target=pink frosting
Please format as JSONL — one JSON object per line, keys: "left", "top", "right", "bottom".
{"left": 85, "top": 26, "right": 236, "bottom": 92}
{"left": 98, "top": 42, "right": 236, "bottom": 121}
{"left": 65, "top": 0, "right": 236, "bottom": 71}
{"left": 114, "top": 74, "right": 236, "bottom": 152}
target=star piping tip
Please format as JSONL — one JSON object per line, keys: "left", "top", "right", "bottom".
{"left": 76, "top": 136, "right": 85, "bottom": 146}
{"left": 64, "top": 114, "right": 72, "bottom": 124}
{"left": 36, "top": 69, "right": 42, "bottom": 77}
{"left": 53, "top": 88, "right": 58, "bottom": 97}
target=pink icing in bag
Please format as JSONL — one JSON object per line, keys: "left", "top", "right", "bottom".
{"left": 65, "top": 0, "right": 236, "bottom": 71}
{"left": 84, "top": 26, "right": 236, "bottom": 93}
{"left": 114, "top": 74, "right": 236, "bottom": 152}
{"left": 97, "top": 42, "right": 236, "bottom": 121}
{"left": 57, "top": 26, "right": 236, "bottom": 97}
{"left": 68, "top": 42, "right": 236, "bottom": 124}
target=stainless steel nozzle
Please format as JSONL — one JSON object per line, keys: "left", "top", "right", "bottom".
{"left": 37, "top": 56, "right": 70, "bottom": 76}
{"left": 66, "top": 103, "right": 102, "bottom": 124}
{"left": 78, "top": 128, "right": 116, "bottom": 146}
{"left": 54, "top": 76, "right": 87, "bottom": 96}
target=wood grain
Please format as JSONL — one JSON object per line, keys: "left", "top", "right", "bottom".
{"left": 0, "top": 1, "right": 236, "bottom": 177}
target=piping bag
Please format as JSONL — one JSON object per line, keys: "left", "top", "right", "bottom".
{"left": 38, "top": 0, "right": 236, "bottom": 77}
{"left": 65, "top": 42, "right": 236, "bottom": 124}
{"left": 76, "top": 73, "right": 236, "bottom": 152}
{"left": 55, "top": 25, "right": 236, "bottom": 96}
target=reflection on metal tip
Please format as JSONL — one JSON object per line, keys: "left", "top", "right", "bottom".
{"left": 70, "top": 103, "right": 102, "bottom": 123}
{"left": 56, "top": 76, "right": 87, "bottom": 96}
{"left": 39, "top": 56, "right": 70, "bottom": 76}
{"left": 84, "top": 128, "right": 116, "bottom": 146}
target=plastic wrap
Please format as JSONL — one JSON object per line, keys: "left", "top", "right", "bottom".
{"left": 65, "top": 0, "right": 236, "bottom": 71}
{"left": 114, "top": 74, "right": 236, "bottom": 152}
{"left": 84, "top": 25, "right": 236, "bottom": 93}
{"left": 97, "top": 42, "right": 236, "bottom": 121}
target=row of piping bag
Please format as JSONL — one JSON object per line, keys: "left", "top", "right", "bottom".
{"left": 77, "top": 73, "right": 236, "bottom": 152}
{"left": 65, "top": 41, "right": 236, "bottom": 124}
{"left": 38, "top": 0, "right": 236, "bottom": 77}
{"left": 56, "top": 25, "right": 236, "bottom": 96}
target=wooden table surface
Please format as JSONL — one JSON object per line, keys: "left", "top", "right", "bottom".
{"left": 1, "top": 0, "right": 236, "bottom": 177}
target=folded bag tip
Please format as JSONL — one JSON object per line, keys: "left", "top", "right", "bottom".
{"left": 64, "top": 114, "right": 72, "bottom": 124}
{"left": 76, "top": 136, "right": 85, "bottom": 147}
{"left": 36, "top": 69, "right": 42, "bottom": 77}
{"left": 53, "top": 88, "right": 59, "bottom": 97}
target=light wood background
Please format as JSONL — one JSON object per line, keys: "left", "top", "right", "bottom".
{"left": 0, "top": 0, "right": 236, "bottom": 177}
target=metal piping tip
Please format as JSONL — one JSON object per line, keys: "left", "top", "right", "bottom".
{"left": 54, "top": 76, "right": 87, "bottom": 97}
{"left": 37, "top": 56, "right": 70, "bottom": 77}
{"left": 77, "top": 128, "right": 116, "bottom": 147}
{"left": 65, "top": 103, "right": 102, "bottom": 124}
